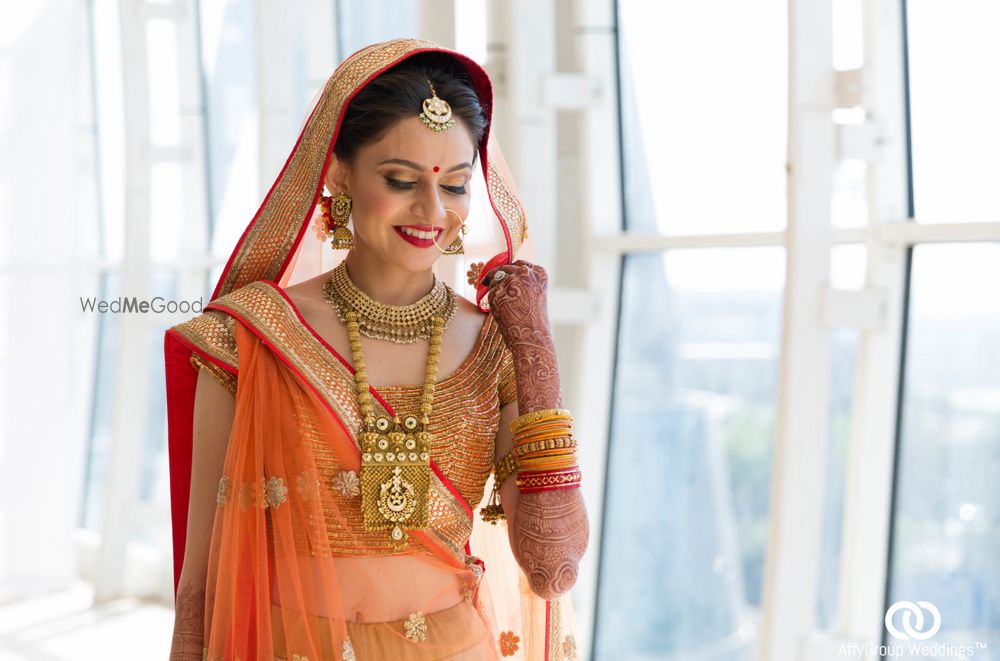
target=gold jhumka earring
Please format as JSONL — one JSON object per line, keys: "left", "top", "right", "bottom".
{"left": 316, "top": 190, "right": 354, "bottom": 249}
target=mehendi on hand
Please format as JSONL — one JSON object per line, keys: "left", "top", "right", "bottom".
{"left": 169, "top": 578, "right": 206, "bottom": 661}
{"left": 512, "top": 489, "right": 590, "bottom": 599}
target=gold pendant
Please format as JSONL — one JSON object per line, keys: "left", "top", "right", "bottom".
{"left": 360, "top": 414, "right": 432, "bottom": 546}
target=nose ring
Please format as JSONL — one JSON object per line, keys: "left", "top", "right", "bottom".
{"left": 431, "top": 208, "right": 467, "bottom": 254}
{"left": 445, "top": 208, "right": 465, "bottom": 235}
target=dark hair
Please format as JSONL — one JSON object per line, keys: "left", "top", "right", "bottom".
{"left": 333, "top": 52, "right": 489, "bottom": 163}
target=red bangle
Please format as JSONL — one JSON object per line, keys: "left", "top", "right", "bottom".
{"left": 516, "top": 467, "right": 583, "bottom": 493}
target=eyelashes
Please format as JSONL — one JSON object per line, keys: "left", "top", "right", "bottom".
{"left": 384, "top": 177, "right": 466, "bottom": 195}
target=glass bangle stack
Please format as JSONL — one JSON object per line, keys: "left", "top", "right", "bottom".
{"left": 480, "top": 407, "right": 582, "bottom": 524}
{"left": 510, "top": 408, "right": 581, "bottom": 493}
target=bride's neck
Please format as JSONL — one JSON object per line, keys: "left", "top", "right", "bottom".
{"left": 342, "top": 250, "right": 435, "bottom": 306}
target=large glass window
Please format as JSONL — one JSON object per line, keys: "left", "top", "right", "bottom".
{"left": 887, "top": 243, "right": 1000, "bottom": 652}
{"left": 599, "top": 3, "right": 789, "bottom": 657}
{"left": 907, "top": 1, "right": 1000, "bottom": 223}
{"left": 337, "top": 0, "right": 420, "bottom": 58}
{"left": 617, "top": 0, "right": 787, "bottom": 235}
{"left": 200, "top": 0, "right": 262, "bottom": 259}
{"left": 595, "top": 249, "right": 784, "bottom": 660}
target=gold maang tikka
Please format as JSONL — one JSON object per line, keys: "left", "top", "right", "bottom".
{"left": 419, "top": 81, "right": 456, "bottom": 132}
{"left": 417, "top": 81, "right": 464, "bottom": 252}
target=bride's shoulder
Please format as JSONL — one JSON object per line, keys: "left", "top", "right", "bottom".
{"left": 453, "top": 292, "right": 489, "bottom": 332}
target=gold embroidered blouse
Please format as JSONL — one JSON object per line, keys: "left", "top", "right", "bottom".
{"left": 179, "top": 281, "right": 518, "bottom": 557}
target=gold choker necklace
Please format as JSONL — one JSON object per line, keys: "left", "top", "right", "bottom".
{"left": 323, "top": 262, "right": 456, "bottom": 344}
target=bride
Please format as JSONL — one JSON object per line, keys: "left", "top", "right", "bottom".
{"left": 165, "top": 39, "right": 588, "bottom": 660}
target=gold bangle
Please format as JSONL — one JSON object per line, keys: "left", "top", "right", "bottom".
{"left": 513, "top": 437, "right": 577, "bottom": 457}
{"left": 518, "top": 448, "right": 578, "bottom": 464}
{"left": 515, "top": 433, "right": 575, "bottom": 447}
{"left": 509, "top": 408, "right": 573, "bottom": 435}
{"left": 494, "top": 451, "right": 519, "bottom": 486}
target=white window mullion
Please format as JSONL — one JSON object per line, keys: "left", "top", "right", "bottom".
{"left": 758, "top": 1, "right": 836, "bottom": 659}
{"left": 832, "top": 0, "right": 911, "bottom": 651}
{"left": 175, "top": 0, "right": 212, "bottom": 305}
{"left": 95, "top": 0, "right": 156, "bottom": 602}
{"left": 568, "top": 0, "right": 624, "bottom": 657}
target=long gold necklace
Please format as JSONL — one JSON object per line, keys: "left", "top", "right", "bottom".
{"left": 332, "top": 268, "right": 445, "bottom": 547}
{"left": 324, "top": 261, "right": 456, "bottom": 344}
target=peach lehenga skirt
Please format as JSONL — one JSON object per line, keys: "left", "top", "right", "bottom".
{"left": 270, "top": 595, "right": 490, "bottom": 660}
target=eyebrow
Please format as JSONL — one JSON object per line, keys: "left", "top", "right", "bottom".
{"left": 378, "top": 158, "right": 472, "bottom": 173}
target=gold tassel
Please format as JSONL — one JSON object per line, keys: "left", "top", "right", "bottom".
{"left": 480, "top": 452, "right": 518, "bottom": 524}
{"left": 480, "top": 477, "right": 506, "bottom": 524}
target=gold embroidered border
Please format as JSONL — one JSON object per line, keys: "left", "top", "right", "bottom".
{"left": 206, "top": 281, "right": 473, "bottom": 559}
{"left": 190, "top": 354, "right": 237, "bottom": 395}
{"left": 549, "top": 598, "right": 564, "bottom": 660}
{"left": 207, "top": 282, "right": 363, "bottom": 433}
{"left": 170, "top": 309, "right": 239, "bottom": 371}
{"left": 488, "top": 161, "right": 528, "bottom": 252}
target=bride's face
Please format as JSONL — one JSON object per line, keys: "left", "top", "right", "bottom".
{"left": 326, "top": 116, "right": 476, "bottom": 273}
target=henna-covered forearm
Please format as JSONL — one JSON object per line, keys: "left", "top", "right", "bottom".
{"left": 169, "top": 578, "right": 206, "bottom": 661}
{"left": 511, "top": 333, "right": 563, "bottom": 413}
{"left": 512, "top": 489, "right": 590, "bottom": 600}
{"left": 485, "top": 261, "right": 563, "bottom": 413}
{"left": 487, "top": 261, "right": 589, "bottom": 598}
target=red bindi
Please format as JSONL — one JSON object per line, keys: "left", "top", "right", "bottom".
{"left": 433, "top": 165, "right": 440, "bottom": 173}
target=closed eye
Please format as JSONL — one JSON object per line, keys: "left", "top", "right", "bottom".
{"left": 385, "top": 177, "right": 417, "bottom": 191}
{"left": 385, "top": 177, "right": 466, "bottom": 195}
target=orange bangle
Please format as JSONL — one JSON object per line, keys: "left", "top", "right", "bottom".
{"left": 518, "top": 451, "right": 578, "bottom": 471}
{"left": 514, "top": 425, "right": 572, "bottom": 444}
{"left": 514, "top": 420, "right": 571, "bottom": 434}
{"left": 509, "top": 409, "right": 573, "bottom": 435}
{"left": 520, "top": 459, "right": 578, "bottom": 472}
